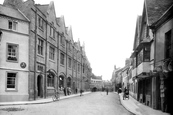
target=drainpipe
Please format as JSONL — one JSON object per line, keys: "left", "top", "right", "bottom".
{"left": 72, "top": 46, "right": 74, "bottom": 93}
{"left": 65, "top": 39, "right": 68, "bottom": 95}
{"left": 34, "top": 9, "right": 38, "bottom": 100}
{"left": 57, "top": 32, "right": 59, "bottom": 91}
{"left": 81, "top": 47, "right": 83, "bottom": 90}
{"left": 76, "top": 50, "right": 78, "bottom": 92}
{"left": 44, "top": 21, "right": 48, "bottom": 98}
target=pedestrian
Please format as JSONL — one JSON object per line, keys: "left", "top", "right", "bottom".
{"left": 118, "top": 88, "right": 121, "bottom": 94}
{"left": 80, "top": 89, "right": 83, "bottom": 96}
{"left": 123, "top": 87, "right": 127, "bottom": 100}
{"left": 67, "top": 87, "right": 70, "bottom": 95}
{"left": 63, "top": 87, "right": 66, "bottom": 96}
{"left": 106, "top": 88, "right": 109, "bottom": 95}
{"left": 75, "top": 88, "right": 78, "bottom": 94}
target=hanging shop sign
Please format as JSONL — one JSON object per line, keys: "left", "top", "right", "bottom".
{"left": 162, "top": 59, "right": 173, "bottom": 72}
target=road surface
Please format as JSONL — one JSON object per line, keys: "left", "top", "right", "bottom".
{"left": 0, "top": 92, "right": 134, "bottom": 115}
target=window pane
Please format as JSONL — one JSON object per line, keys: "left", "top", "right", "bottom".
{"left": 7, "top": 73, "right": 16, "bottom": 89}
{"left": 7, "top": 44, "right": 18, "bottom": 61}
{"left": 38, "top": 39, "right": 43, "bottom": 55}
{"left": 13, "top": 22, "right": 17, "bottom": 30}
{"left": 60, "top": 53, "right": 64, "bottom": 65}
{"left": 9, "top": 21, "right": 12, "bottom": 29}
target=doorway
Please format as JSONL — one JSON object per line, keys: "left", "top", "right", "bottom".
{"left": 37, "top": 75, "right": 43, "bottom": 97}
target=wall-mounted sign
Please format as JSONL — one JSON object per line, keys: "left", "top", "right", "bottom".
{"left": 20, "top": 62, "right": 26, "bottom": 68}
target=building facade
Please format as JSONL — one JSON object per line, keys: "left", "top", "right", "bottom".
{"left": 1, "top": 0, "right": 92, "bottom": 102}
{"left": 0, "top": 4, "right": 30, "bottom": 102}
{"left": 130, "top": 0, "right": 173, "bottom": 114}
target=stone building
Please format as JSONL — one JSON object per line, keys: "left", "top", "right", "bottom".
{"left": 0, "top": 4, "right": 30, "bottom": 102}
{"left": 90, "top": 75, "right": 103, "bottom": 91}
{"left": 1, "top": 0, "right": 92, "bottom": 102}
{"left": 149, "top": 1, "right": 173, "bottom": 113}
{"left": 111, "top": 65, "right": 123, "bottom": 92}
{"left": 130, "top": 0, "right": 173, "bottom": 114}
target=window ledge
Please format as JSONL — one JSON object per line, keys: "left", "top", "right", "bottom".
{"left": 5, "top": 89, "right": 18, "bottom": 92}
{"left": 49, "top": 36, "right": 55, "bottom": 41}
{"left": 6, "top": 60, "right": 18, "bottom": 63}
{"left": 60, "top": 44, "right": 65, "bottom": 48}
{"left": 38, "top": 27, "right": 44, "bottom": 32}
{"left": 60, "top": 64, "right": 65, "bottom": 67}
{"left": 37, "top": 54, "right": 44, "bottom": 58}
{"left": 47, "top": 87, "right": 54, "bottom": 90}
{"left": 68, "top": 67, "right": 72, "bottom": 70}
{"left": 49, "top": 59, "right": 55, "bottom": 63}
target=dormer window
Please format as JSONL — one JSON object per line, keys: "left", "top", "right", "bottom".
{"left": 8, "top": 20, "right": 17, "bottom": 31}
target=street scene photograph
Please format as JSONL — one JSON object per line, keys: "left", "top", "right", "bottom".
{"left": 0, "top": 0, "right": 173, "bottom": 115}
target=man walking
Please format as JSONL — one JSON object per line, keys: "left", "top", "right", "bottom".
{"left": 106, "top": 88, "right": 109, "bottom": 95}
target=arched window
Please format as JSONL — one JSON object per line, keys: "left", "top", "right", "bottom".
{"left": 59, "top": 76, "right": 64, "bottom": 87}
{"left": 47, "top": 74, "right": 54, "bottom": 87}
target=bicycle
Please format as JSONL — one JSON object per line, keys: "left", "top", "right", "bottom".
{"left": 52, "top": 90, "right": 60, "bottom": 101}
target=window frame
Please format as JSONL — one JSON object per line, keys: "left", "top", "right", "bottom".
{"left": 8, "top": 20, "right": 17, "bottom": 31}
{"left": 49, "top": 23, "right": 55, "bottom": 39}
{"left": 6, "top": 43, "right": 18, "bottom": 62}
{"left": 68, "top": 57, "right": 72, "bottom": 68}
{"left": 49, "top": 46, "right": 55, "bottom": 60}
{"left": 47, "top": 74, "right": 54, "bottom": 87}
{"left": 165, "top": 30, "right": 172, "bottom": 59}
{"left": 78, "top": 63, "right": 80, "bottom": 73}
{"left": 38, "top": 16, "right": 44, "bottom": 30}
{"left": 60, "top": 52, "right": 65, "bottom": 65}
{"left": 5, "top": 72, "right": 18, "bottom": 92}
{"left": 37, "top": 38, "right": 44, "bottom": 56}
{"left": 73, "top": 60, "right": 76, "bottom": 71}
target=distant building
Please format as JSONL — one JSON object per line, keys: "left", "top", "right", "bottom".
{"left": 90, "top": 75, "right": 103, "bottom": 91}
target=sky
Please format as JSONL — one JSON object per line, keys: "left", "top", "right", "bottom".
{"left": 0, "top": 0, "right": 144, "bottom": 80}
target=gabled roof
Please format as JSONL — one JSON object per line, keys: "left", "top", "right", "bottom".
{"left": 133, "top": 16, "right": 142, "bottom": 51}
{"left": 0, "top": 4, "right": 29, "bottom": 22}
{"left": 36, "top": 4, "right": 49, "bottom": 16}
{"left": 145, "top": 0, "right": 173, "bottom": 25}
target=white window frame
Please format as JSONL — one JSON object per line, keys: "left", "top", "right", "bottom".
{"left": 6, "top": 72, "right": 18, "bottom": 92}
{"left": 6, "top": 43, "right": 18, "bottom": 62}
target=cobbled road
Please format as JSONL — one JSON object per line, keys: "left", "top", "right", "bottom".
{"left": 0, "top": 92, "right": 134, "bottom": 115}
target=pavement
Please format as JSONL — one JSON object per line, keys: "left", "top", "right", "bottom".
{"left": 118, "top": 92, "right": 170, "bottom": 115}
{"left": 0, "top": 92, "right": 91, "bottom": 106}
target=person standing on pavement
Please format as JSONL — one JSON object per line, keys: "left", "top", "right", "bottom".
{"left": 75, "top": 88, "right": 78, "bottom": 94}
{"left": 63, "top": 87, "right": 66, "bottom": 96}
{"left": 106, "top": 88, "right": 109, "bottom": 95}
{"left": 80, "top": 89, "right": 83, "bottom": 96}
{"left": 123, "top": 87, "right": 127, "bottom": 100}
